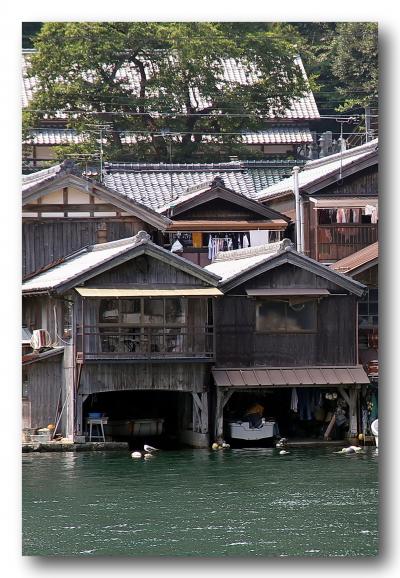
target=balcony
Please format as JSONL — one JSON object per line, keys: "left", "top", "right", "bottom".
{"left": 317, "top": 224, "right": 378, "bottom": 262}
{"left": 76, "top": 324, "right": 215, "bottom": 361}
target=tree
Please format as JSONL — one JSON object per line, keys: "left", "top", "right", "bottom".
{"left": 24, "top": 22, "right": 309, "bottom": 163}
{"left": 330, "top": 22, "right": 378, "bottom": 111}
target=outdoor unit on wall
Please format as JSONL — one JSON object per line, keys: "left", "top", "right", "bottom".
{"left": 30, "top": 329, "right": 52, "bottom": 350}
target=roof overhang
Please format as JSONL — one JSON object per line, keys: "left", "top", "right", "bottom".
{"left": 167, "top": 185, "right": 291, "bottom": 222}
{"left": 167, "top": 220, "right": 288, "bottom": 232}
{"left": 245, "top": 288, "right": 330, "bottom": 297}
{"left": 23, "top": 241, "right": 222, "bottom": 296}
{"left": 22, "top": 172, "right": 171, "bottom": 231}
{"left": 76, "top": 287, "right": 222, "bottom": 298}
{"left": 310, "top": 197, "right": 378, "bottom": 209}
{"left": 220, "top": 248, "right": 367, "bottom": 296}
{"left": 212, "top": 366, "right": 370, "bottom": 388}
{"left": 22, "top": 347, "right": 64, "bottom": 366}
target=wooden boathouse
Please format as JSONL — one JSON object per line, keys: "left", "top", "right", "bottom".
{"left": 22, "top": 231, "right": 222, "bottom": 447}
{"left": 205, "top": 239, "right": 370, "bottom": 441}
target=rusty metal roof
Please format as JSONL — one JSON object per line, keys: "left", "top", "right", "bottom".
{"left": 212, "top": 366, "right": 370, "bottom": 387}
{"left": 330, "top": 242, "right": 379, "bottom": 275}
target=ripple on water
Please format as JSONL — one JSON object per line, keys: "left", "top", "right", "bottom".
{"left": 22, "top": 447, "right": 379, "bottom": 557}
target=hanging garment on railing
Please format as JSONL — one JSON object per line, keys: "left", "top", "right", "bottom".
{"left": 250, "top": 230, "right": 269, "bottom": 247}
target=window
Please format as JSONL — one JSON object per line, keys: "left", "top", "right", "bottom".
{"left": 62, "top": 300, "right": 73, "bottom": 339}
{"left": 97, "top": 298, "right": 190, "bottom": 354}
{"left": 256, "top": 299, "right": 317, "bottom": 333}
{"left": 358, "top": 288, "right": 378, "bottom": 329}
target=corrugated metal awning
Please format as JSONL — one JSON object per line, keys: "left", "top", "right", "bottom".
{"left": 212, "top": 366, "right": 370, "bottom": 388}
{"left": 76, "top": 287, "right": 223, "bottom": 297}
{"left": 246, "top": 289, "right": 330, "bottom": 297}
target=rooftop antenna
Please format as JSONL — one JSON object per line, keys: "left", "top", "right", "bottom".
{"left": 335, "top": 116, "right": 357, "bottom": 182}
{"left": 85, "top": 123, "right": 112, "bottom": 182}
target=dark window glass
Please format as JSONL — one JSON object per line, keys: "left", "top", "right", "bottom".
{"left": 256, "top": 299, "right": 317, "bottom": 333}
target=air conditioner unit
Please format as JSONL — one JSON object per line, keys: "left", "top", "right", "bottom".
{"left": 30, "top": 329, "right": 52, "bottom": 350}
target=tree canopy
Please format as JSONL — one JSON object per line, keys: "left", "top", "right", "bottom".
{"left": 24, "top": 22, "right": 309, "bottom": 162}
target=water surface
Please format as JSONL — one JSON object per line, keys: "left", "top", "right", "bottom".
{"left": 22, "top": 447, "right": 379, "bottom": 557}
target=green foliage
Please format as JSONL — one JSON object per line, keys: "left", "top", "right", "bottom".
{"left": 24, "top": 22, "right": 308, "bottom": 162}
{"left": 330, "top": 23, "right": 378, "bottom": 111}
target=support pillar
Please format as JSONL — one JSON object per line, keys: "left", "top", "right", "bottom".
{"left": 348, "top": 388, "right": 359, "bottom": 436}
{"left": 214, "top": 388, "right": 233, "bottom": 441}
{"left": 76, "top": 394, "right": 89, "bottom": 436}
{"left": 192, "top": 392, "right": 208, "bottom": 434}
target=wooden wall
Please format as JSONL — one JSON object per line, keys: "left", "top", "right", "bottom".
{"left": 174, "top": 198, "right": 268, "bottom": 221}
{"left": 22, "top": 218, "right": 150, "bottom": 277}
{"left": 314, "top": 165, "right": 378, "bottom": 198}
{"left": 24, "top": 357, "right": 63, "bottom": 429}
{"left": 214, "top": 264, "right": 357, "bottom": 367}
{"left": 79, "top": 362, "right": 211, "bottom": 394}
{"left": 85, "top": 254, "right": 210, "bottom": 287}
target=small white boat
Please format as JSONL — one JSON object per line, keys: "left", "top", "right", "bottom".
{"left": 371, "top": 419, "right": 378, "bottom": 448}
{"left": 228, "top": 420, "right": 279, "bottom": 444}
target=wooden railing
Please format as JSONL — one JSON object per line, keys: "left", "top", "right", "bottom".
{"left": 76, "top": 324, "right": 215, "bottom": 360}
{"left": 316, "top": 224, "right": 378, "bottom": 261}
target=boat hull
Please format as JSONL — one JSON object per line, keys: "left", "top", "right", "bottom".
{"left": 227, "top": 420, "right": 279, "bottom": 447}
{"left": 371, "top": 419, "right": 378, "bottom": 448}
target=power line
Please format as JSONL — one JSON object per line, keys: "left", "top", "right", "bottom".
{"left": 23, "top": 126, "right": 375, "bottom": 137}
{"left": 25, "top": 108, "right": 374, "bottom": 120}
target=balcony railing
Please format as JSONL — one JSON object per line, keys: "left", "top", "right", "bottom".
{"left": 76, "top": 324, "right": 215, "bottom": 360}
{"left": 317, "top": 224, "right": 378, "bottom": 261}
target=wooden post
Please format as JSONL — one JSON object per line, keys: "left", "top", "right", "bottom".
{"left": 76, "top": 394, "right": 88, "bottom": 436}
{"left": 348, "top": 388, "right": 358, "bottom": 436}
{"left": 214, "top": 389, "right": 233, "bottom": 440}
{"left": 192, "top": 392, "right": 209, "bottom": 434}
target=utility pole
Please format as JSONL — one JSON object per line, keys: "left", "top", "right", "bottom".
{"left": 293, "top": 166, "right": 302, "bottom": 253}
{"left": 365, "top": 106, "right": 371, "bottom": 143}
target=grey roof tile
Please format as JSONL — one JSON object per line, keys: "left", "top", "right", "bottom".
{"left": 103, "top": 161, "right": 297, "bottom": 212}
{"left": 22, "top": 52, "right": 319, "bottom": 121}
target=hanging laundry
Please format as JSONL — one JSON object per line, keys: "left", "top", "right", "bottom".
{"left": 336, "top": 208, "right": 347, "bottom": 223}
{"left": 171, "top": 239, "right": 183, "bottom": 253}
{"left": 249, "top": 230, "right": 268, "bottom": 247}
{"left": 352, "top": 208, "right": 361, "bottom": 223}
{"left": 208, "top": 235, "right": 213, "bottom": 260}
{"left": 192, "top": 232, "right": 203, "bottom": 248}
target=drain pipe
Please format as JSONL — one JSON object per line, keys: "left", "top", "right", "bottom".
{"left": 293, "top": 166, "right": 303, "bottom": 253}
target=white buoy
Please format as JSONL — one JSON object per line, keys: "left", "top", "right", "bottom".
{"left": 279, "top": 450, "right": 290, "bottom": 455}
{"left": 144, "top": 444, "right": 159, "bottom": 453}
{"left": 131, "top": 451, "right": 142, "bottom": 459}
{"left": 338, "top": 446, "right": 363, "bottom": 454}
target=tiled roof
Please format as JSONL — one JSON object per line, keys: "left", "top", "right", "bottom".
{"left": 22, "top": 162, "right": 67, "bottom": 191}
{"left": 103, "top": 161, "right": 296, "bottom": 212}
{"left": 255, "top": 139, "right": 379, "bottom": 201}
{"left": 26, "top": 128, "right": 88, "bottom": 145}
{"left": 330, "top": 242, "right": 379, "bottom": 274}
{"left": 205, "top": 242, "right": 284, "bottom": 282}
{"left": 24, "top": 125, "right": 313, "bottom": 147}
{"left": 22, "top": 235, "right": 147, "bottom": 292}
{"left": 22, "top": 231, "right": 220, "bottom": 293}
{"left": 22, "top": 52, "right": 319, "bottom": 120}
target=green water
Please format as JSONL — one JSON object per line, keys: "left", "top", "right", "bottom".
{"left": 22, "top": 447, "right": 379, "bottom": 557}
